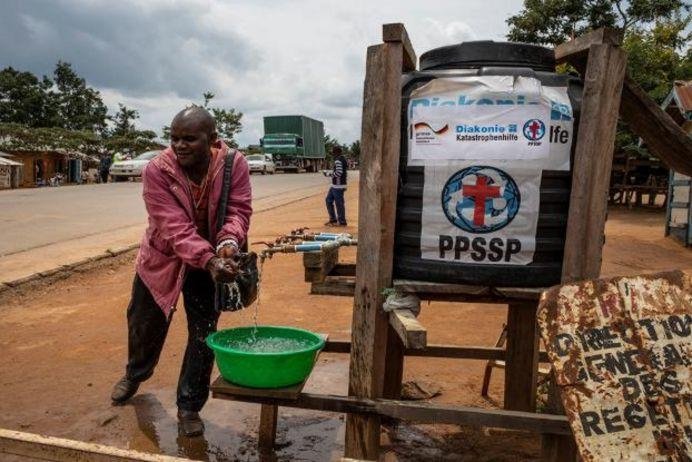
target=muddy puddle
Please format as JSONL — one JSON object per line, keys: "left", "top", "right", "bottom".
{"left": 107, "top": 356, "right": 535, "bottom": 461}
{"left": 111, "top": 357, "right": 348, "bottom": 461}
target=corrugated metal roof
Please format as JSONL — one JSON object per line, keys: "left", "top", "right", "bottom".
{"left": 0, "top": 157, "right": 23, "bottom": 166}
{"left": 672, "top": 81, "right": 692, "bottom": 113}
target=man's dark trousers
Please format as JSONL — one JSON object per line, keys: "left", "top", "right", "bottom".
{"left": 125, "top": 270, "right": 220, "bottom": 412}
{"left": 326, "top": 187, "right": 346, "bottom": 225}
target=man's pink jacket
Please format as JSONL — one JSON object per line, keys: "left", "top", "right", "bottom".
{"left": 135, "top": 143, "right": 252, "bottom": 318}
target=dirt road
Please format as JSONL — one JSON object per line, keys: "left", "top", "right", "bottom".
{"left": 0, "top": 190, "right": 689, "bottom": 461}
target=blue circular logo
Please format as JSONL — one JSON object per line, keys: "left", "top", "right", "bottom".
{"left": 441, "top": 166, "right": 521, "bottom": 233}
{"left": 523, "top": 119, "right": 545, "bottom": 141}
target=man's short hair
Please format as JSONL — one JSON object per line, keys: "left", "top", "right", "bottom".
{"left": 171, "top": 106, "right": 216, "bottom": 135}
{"left": 332, "top": 146, "right": 343, "bottom": 156}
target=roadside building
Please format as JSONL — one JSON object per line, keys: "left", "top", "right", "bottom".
{"left": 0, "top": 153, "right": 23, "bottom": 189}
{"left": 663, "top": 81, "right": 692, "bottom": 246}
{"left": 2, "top": 148, "right": 91, "bottom": 187}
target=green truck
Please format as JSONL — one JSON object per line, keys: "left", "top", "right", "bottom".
{"left": 260, "top": 115, "right": 326, "bottom": 172}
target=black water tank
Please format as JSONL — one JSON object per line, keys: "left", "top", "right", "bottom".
{"left": 393, "top": 41, "right": 582, "bottom": 287}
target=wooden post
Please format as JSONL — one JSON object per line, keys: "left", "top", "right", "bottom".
{"left": 382, "top": 325, "right": 405, "bottom": 400}
{"left": 547, "top": 38, "right": 627, "bottom": 462}
{"left": 258, "top": 404, "right": 278, "bottom": 455}
{"left": 561, "top": 43, "right": 627, "bottom": 283}
{"left": 345, "top": 23, "right": 415, "bottom": 461}
{"left": 619, "top": 77, "right": 692, "bottom": 176}
{"left": 503, "top": 301, "right": 539, "bottom": 412}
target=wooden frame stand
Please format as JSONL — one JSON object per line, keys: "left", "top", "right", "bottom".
{"left": 344, "top": 25, "right": 628, "bottom": 461}
{"left": 209, "top": 24, "right": 692, "bottom": 462}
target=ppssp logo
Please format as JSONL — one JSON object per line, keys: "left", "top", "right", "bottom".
{"left": 522, "top": 119, "right": 545, "bottom": 141}
{"left": 441, "top": 166, "right": 521, "bottom": 233}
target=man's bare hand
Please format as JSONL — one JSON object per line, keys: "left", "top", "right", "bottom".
{"left": 206, "top": 256, "right": 238, "bottom": 283}
{"left": 218, "top": 244, "right": 237, "bottom": 260}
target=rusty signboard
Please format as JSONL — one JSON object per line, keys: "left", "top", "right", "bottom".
{"left": 538, "top": 270, "right": 691, "bottom": 461}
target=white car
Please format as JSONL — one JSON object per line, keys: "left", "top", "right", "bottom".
{"left": 246, "top": 154, "right": 276, "bottom": 175}
{"left": 109, "top": 150, "right": 159, "bottom": 181}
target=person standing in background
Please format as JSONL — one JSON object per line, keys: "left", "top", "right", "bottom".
{"left": 323, "top": 146, "right": 347, "bottom": 227}
{"left": 99, "top": 155, "right": 111, "bottom": 183}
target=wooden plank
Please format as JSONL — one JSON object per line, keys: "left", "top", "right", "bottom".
{"left": 311, "top": 277, "right": 356, "bottom": 296}
{"left": 258, "top": 404, "right": 278, "bottom": 455}
{"left": 554, "top": 27, "right": 622, "bottom": 63}
{"left": 323, "top": 340, "right": 550, "bottom": 362}
{"left": 491, "top": 286, "right": 545, "bottom": 300}
{"left": 312, "top": 277, "right": 549, "bottom": 302}
{"left": 481, "top": 325, "right": 508, "bottom": 397}
{"left": 330, "top": 263, "right": 357, "bottom": 277}
{"left": 388, "top": 309, "right": 427, "bottom": 349}
{"left": 210, "top": 391, "right": 572, "bottom": 435}
{"left": 503, "top": 302, "right": 539, "bottom": 412}
{"left": 393, "top": 279, "right": 490, "bottom": 296}
{"left": 303, "top": 246, "right": 339, "bottom": 282}
{"left": 549, "top": 40, "right": 627, "bottom": 462}
{"left": 304, "top": 267, "right": 323, "bottom": 283}
{"left": 620, "top": 76, "right": 692, "bottom": 176}
{"left": 346, "top": 37, "right": 404, "bottom": 460}
{"left": 211, "top": 376, "right": 307, "bottom": 401}
{"left": 382, "top": 23, "right": 416, "bottom": 72}
{"left": 382, "top": 324, "right": 405, "bottom": 399}
{"left": 561, "top": 44, "right": 627, "bottom": 283}
{"left": 0, "top": 428, "right": 188, "bottom": 462}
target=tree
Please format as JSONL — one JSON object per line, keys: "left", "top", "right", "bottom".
{"left": 50, "top": 61, "right": 108, "bottom": 133}
{"left": 507, "top": 0, "right": 687, "bottom": 45}
{"left": 0, "top": 67, "right": 53, "bottom": 127}
{"left": 350, "top": 140, "right": 361, "bottom": 160}
{"left": 623, "top": 17, "right": 691, "bottom": 102}
{"left": 323, "top": 134, "right": 352, "bottom": 162}
{"left": 110, "top": 104, "right": 139, "bottom": 137}
{"left": 210, "top": 107, "right": 242, "bottom": 148}
{"left": 202, "top": 91, "right": 214, "bottom": 108}
{"left": 162, "top": 92, "right": 243, "bottom": 147}
{"left": 0, "top": 61, "right": 108, "bottom": 132}
{"left": 506, "top": 1, "right": 690, "bottom": 159}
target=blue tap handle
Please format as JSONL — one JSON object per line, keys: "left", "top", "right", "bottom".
{"left": 295, "top": 243, "right": 323, "bottom": 252}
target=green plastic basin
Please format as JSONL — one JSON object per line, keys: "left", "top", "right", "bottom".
{"left": 206, "top": 326, "right": 325, "bottom": 388}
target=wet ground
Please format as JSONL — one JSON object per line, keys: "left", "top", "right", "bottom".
{"left": 0, "top": 192, "right": 689, "bottom": 461}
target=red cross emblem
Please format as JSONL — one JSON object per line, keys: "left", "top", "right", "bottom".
{"left": 528, "top": 120, "right": 542, "bottom": 139}
{"left": 462, "top": 176, "right": 501, "bottom": 226}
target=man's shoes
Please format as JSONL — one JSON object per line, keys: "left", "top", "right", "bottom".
{"left": 177, "top": 410, "right": 204, "bottom": 437}
{"left": 336, "top": 223, "right": 348, "bottom": 227}
{"left": 110, "top": 376, "right": 140, "bottom": 404}
{"left": 324, "top": 221, "right": 337, "bottom": 227}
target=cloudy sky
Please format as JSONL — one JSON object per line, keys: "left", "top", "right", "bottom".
{"left": 1, "top": 0, "right": 523, "bottom": 146}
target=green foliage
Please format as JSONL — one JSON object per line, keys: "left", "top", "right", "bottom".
{"left": 623, "top": 16, "right": 691, "bottom": 103}
{"left": 323, "top": 134, "right": 350, "bottom": 162}
{"left": 110, "top": 104, "right": 139, "bottom": 137}
{"left": 0, "top": 122, "right": 101, "bottom": 154}
{"left": 0, "top": 62, "right": 160, "bottom": 155}
{"left": 244, "top": 144, "right": 263, "bottom": 154}
{"left": 51, "top": 61, "right": 108, "bottom": 132}
{"left": 350, "top": 140, "right": 361, "bottom": 160}
{"left": 0, "top": 67, "right": 53, "bottom": 127}
{"left": 210, "top": 106, "right": 243, "bottom": 148}
{"left": 507, "top": 0, "right": 687, "bottom": 45}
{"left": 0, "top": 122, "right": 162, "bottom": 156}
{"left": 0, "top": 61, "right": 109, "bottom": 132}
{"left": 161, "top": 92, "right": 243, "bottom": 148}
{"left": 507, "top": 1, "right": 690, "bottom": 160}
{"left": 103, "top": 131, "right": 161, "bottom": 155}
